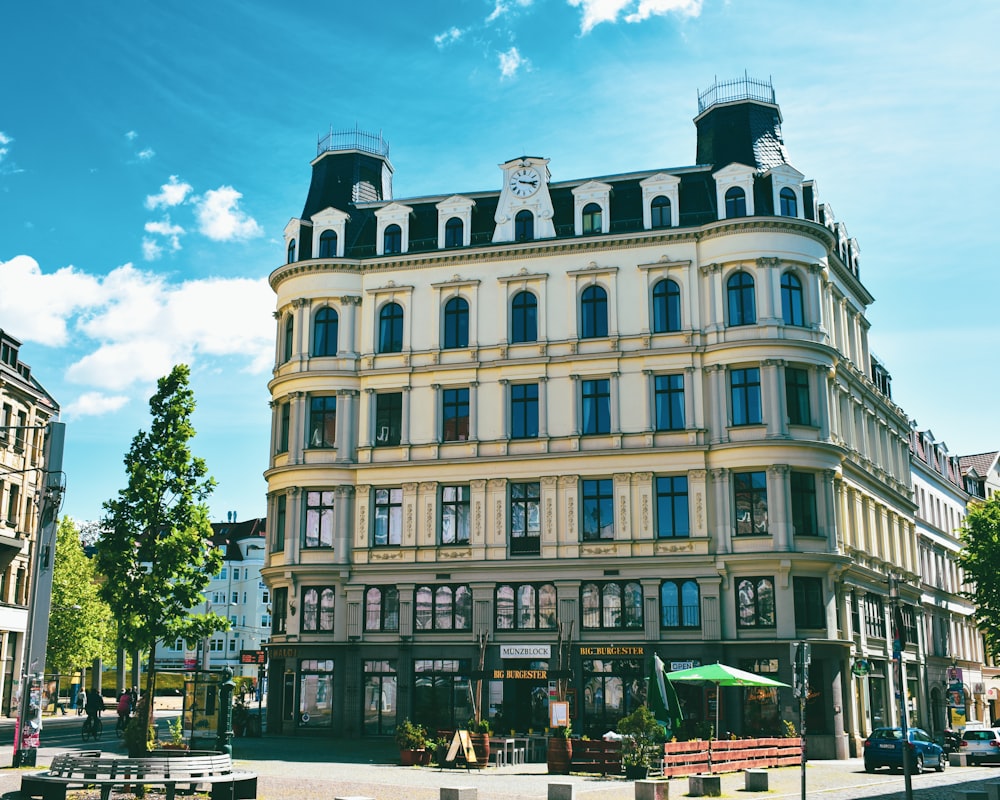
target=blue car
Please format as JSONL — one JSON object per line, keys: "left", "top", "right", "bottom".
{"left": 863, "top": 727, "right": 947, "bottom": 773}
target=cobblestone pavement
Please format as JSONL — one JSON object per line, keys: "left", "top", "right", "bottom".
{"left": 3, "top": 718, "right": 1000, "bottom": 800}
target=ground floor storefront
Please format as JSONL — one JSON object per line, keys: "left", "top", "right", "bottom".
{"left": 264, "top": 639, "right": 854, "bottom": 757}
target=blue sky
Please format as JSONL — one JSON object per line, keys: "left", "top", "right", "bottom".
{"left": 2, "top": 1, "right": 998, "bottom": 523}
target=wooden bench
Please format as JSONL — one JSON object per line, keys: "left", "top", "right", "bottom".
{"left": 20, "top": 750, "right": 257, "bottom": 800}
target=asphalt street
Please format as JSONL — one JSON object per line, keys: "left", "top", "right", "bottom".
{"left": 2, "top": 712, "right": 1000, "bottom": 800}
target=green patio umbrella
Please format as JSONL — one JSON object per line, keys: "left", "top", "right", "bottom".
{"left": 666, "top": 662, "right": 790, "bottom": 772}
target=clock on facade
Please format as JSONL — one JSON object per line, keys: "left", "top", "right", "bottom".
{"left": 508, "top": 167, "right": 541, "bottom": 197}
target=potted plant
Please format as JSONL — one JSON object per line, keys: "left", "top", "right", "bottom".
{"left": 431, "top": 736, "right": 452, "bottom": 768}
{"left": 395, "top": 718, "right": 430, "bottom": 766}
{"left": 547, "top": 723, "right": 573, "bottom": 774}
{"left": 618, "top": 705, "right": 666, "bottom": 780}
{"left": 159, "top": 715, "right": 190, "bottom": 751}
{"left": 466, "top": 717, "right": 492, "bottom": 768}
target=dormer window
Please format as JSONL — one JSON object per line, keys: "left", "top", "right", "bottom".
{"left": 287, "top": 239, "right": 297, "bottom": 264}
{"left": 651, "top": 196, "right": 672, "bottom": 228}
{"left": 515, "top": 210, "right": 534, "bottom": 241}
{"left": 582, "top": 203, "right": 602, "bottom": 235}
{"left": 318, "top": 230, "right": 338, "bottom": 258}
{"left": 445, "top": 217, "right": 463, "bottom": 248}
{"left": 779, "top": 187, "right": 797, "bottom": 217}
{"left": 384, "top": 225, "right": 402, "bottom": 255}
{"left": 725, "top": 187, "right": 747, "bottom": 218}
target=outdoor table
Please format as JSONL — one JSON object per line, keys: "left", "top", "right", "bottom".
{"left": 526, "top": 734, "right": 548, "bottom": 762}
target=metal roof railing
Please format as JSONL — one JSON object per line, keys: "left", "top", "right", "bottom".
{"left": 698, "top": 74, "right": 776, "bottom": 114}
{"left": 317, "top": 125, "right": 390, "bottom": 158}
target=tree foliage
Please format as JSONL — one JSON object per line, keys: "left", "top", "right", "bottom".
{"left": 45, "top": 516, "right": 115, "bottom": 674}
{"left": 98, "top": 365, "right": 226, "bottom": 717}
{"left": 957, "top": 496, "right": 1000, "bottom": 655}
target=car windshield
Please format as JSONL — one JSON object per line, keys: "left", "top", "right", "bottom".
{"left": 964, "top": 731, "right": 994, "bottom": 740}
{"left": 872, "top": 729, "right": 902, "bottom": 740}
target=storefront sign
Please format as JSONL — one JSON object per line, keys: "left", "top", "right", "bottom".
{"left": 493, "top": 668, "right": 548, "bottom": 680}
{"left": 671, "top": 661, "right": 696, "bottom": 671}
{"left": 851, "top": 659, "right": 871, "bottom": 677}
{"left": 500, "top": 644, "right": 551, "bottom": 659}
{"left": 578, "top": 645, "right": 644, "bottom": 656}
{"left": 240, "top": 650, "right": 266, "bottom": 665}
{"left": 267, "top": 647, "right": 297, "bottom": 659}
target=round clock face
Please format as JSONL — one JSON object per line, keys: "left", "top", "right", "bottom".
{"left": 509, "top": 167, "right": 541, "bottom": 198}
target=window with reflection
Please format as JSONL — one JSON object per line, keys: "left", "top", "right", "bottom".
{"left": 441, "top": 485, "right": 470, "bottom": 544}
{"left": 414, "top": 584, "right": 472, "bottom": 631}
{"left": 734, "top": 471, "right": 768, "bottom": 535}
{"left": 312, "top": 306, "right": 339, "bottom": 357}
{"left": 304, "top": 490, "right": 334, "bottom": 548}
{"left": 727, "top": 271, "right": 756, "bottom": 326}
{"left": 373, "top": 487, "right": 403, "bottom": 546}
{"left": 582, "top": 202, "right": 602, "bottom": 234}
{"left": 510, "top": 481, "right": 541, "bottom": 555}
{"left": 581, "top": 478, "right": 614, "bottom": 540}
{"left": 581, "top": 581, "right": 643, "bottom": 629}
{"left": 495, "top": 583, "right": 557, "bottom": 630}
{"left": 443, "top": 296, "right": 469, "bottom": 349}
{"left": 737, "top": 577, "right": 776, "bottom": 628}
{"left": 660, "top": 580, "right": 700, "bottom": 628}
{"left": 652, "top": 279, "right": 681, "bottom": 333}
{"left": 302, "top": 586, "right": 335, "bottom": 632}
{"left": 510, "top": 291, "right": 538, "bottom": 343}
{"left": 780, "top": 272, "right": 804, "bottom": 326}
{"left": 365, "top": 586, "right": 400, "bottom": 632}
{"left": 725, "top": 187, "right": 747, "bottom": 218}
{"left": 308, "top": 396, "right": 337, "bottom": 448}
{"left": 779, "top": 187, "right": 797, "bottom": 217}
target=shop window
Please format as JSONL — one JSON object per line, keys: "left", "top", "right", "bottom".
{"left": 581, "top": 479, "right": 614, "bottom": 540}
{"left": 793, "top": 577, "right": 824, "bottom": 628}
{"left": 441, "top": 485, "right": 470, "bottom": 544}
{"left": 495, "top": 583, "right": 557, "bottom": 630}
{"left": 301, "top": 587, "right": 335, "bottom": 632}
{"left": 414, "top": 585, "right": 472, "bottom": 631}
{"left": 298, "top": 659, "right": 334, "bottom": 728}
{"left": 654, "top": 374, "right": 684, "bottom": 431}
{"left": 736, "top": 577, "right": 775, "bottom": 628}
{"left": 312, "top": 306, "right": 339, "bottom": 357}
{"left": 580, "top": 285, "right": 608, "bottom": 338}
{"left": 510, "top": 291, "right": 538, "bottom": 343}
{"left": 740, "top": 658, "right": 781, "bottom": 736}
{"left": 365, "top": 587, "right": 400, "bottom": 632}
{"left": 442, "top": 387, "right": 470, "bottom": 442}
{"left": 660, "top": 579, "right": 700, "bottom": 628}
{"left": 307, "top": 396, "right": 337, "bottom": 448}
{"left": 652, "top": 278, "right": 681, "bottom": 333}
{"left": 582, "top": 656, "right": 645, "bottom": 738}
{"left": 734, "top": 471, "right": 768, "bottom": 535}
{"left": 443, "top": 296, "right": 469, "bottom": 349}
{"left": 412, "top": 659, "right": 472, "bottom": 733}
{"left": 304, "top": 490, "right": 334, "bottom": 548}
{"left": 580, "top": 581, "right": 643, "bottom": 630}
{"left": 727, "top": 271, "right": 756, "bottom": 326}
{"left": 510, "top": 482, "right": 541, "bottom": 555}
{"left": 730, "top": 368, "right": 762, "bottom": 426}
{"left": 581, "top": 379, "right": 610, "bottom": 434}
{"left": 374, "top": 487, "right": 403, "bottom": 546}
{"left": 790, "top": 472, "right": 819, "bottom": 536}
{"left": 363, "top": 660, "right": 397, "bottom": 736}
{"left": 656, "top": 475, "right": 689, "bottom": 538}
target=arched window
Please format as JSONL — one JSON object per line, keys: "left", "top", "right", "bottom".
{"left": 435, "top": 586, "right": 454, "bottom": 630}
{"left": 383, "top": 224, "right": 402, "bottom": 254}
{"left": 312, "top": 306, "right": 339, "bottom": 357}
{"left": 378, "top": 302, "right": 404, "bottom": 353}
{"left": 282, "top": 314, "right": 294, "bottom": 362}
{"left": 496, "top": 585, "right": 515, "bottom": 630}
{"left": 580, "top": 285, "right": 608, "bottom": 338}
{"left": 445, "top": 217, "right": 463, "bottom": 248}
{"left": 727, "top": 271, "right": 756, "bottom": 326}
{"left": 661, "top": 580, "right": 700, "bottom": 628}
{"left": 443, "top": 296, "right": 469, "bottom": 349}
{"left": 651, "top": 195, "right": 672, "bottom": 228}
{"left": 652, "top": 279, "right": 681, "bottom": 333}
{"left": 582, "top": 582, "right": 644, "bottom": 629}
{"left": 779, "top": 187, "right": 797, "bottom": 217}
{"left": 737, "top": 577, "right": 776, "bottom": 628}
{"left": 582, "top": 202, "right": 602, "bottom": 235}
{"left": 725, "top": 187, "right": 747, "bottom": 218}
{"left": 581, "top": 583, "right": 600, "bottom": 629}
{"left": 538, "top": 584, "right": 557, "bottom": 629}
{"left": 780, "top": 272, "right": 804, "bottom": 326}
{"left": 415, "top": 586, "right": 433, "bottom": 630}
{"left": 510, "top": 291, "right": 537, "bottom": 343}
{"left": 515, "top": 209, "right": 534, "bottom": 241}
{"left": 365, "top": 587, "right": 398, "bottom": 631}
{"left": 318, "top": 230, "right": 338, "bottom": 258}
{"left": 320, "top": 588, "right": 335, "bottom": 631}
{"left": 516, "top": 585, "right": 537, "bottom": 629}
{"left": 287, "top": 239, "right": 296, "bottom": 264}
{"left": 623, "top": 582, "right": 643, "bottom": 629}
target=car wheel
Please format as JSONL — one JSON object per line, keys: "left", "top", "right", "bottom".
{"left": 936, "top": 755, "right": 946, "bottom": 772}
{"left": 911, "top": 754, "right": 924, "bottom": 774}
{"left": 865, "top": 761, "right": 876, "bottom": 773}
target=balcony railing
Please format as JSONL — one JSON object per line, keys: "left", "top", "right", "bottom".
{"left": 317, "top": 125, "right": 390, "bottom": 158}
{"left": 698, "top": 74, "right": 776, "bottom": 114}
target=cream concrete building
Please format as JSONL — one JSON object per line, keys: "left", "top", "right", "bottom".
{"left": 262, "top": 77, "right": 918, "bottom": 758}
{"left": 0, "top": 330, "right": 59, "bottom": 716}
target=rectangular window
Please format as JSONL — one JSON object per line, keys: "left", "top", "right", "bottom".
{"left": 273, "top": 494, "right": 286, "bottom": 552}
{"left": 374, "top": 487, "right": 403, "bottom": 546}
{"left": 375, "top": 392, "right": 402, "bottom": 447}
{"left": 510, "top": 482, "right": 541, "bottom": 555}
{"left": 302, "top": 587, "right": 335, "bottom": 632}
{"left": 581, "top": 479, "right": 614, "bottom": 540}
{"left": 272, "top": 588, "right": 287, "bottom": 635}
{"left": 0, "top": 405, "right": 10, "bottom": 444}
{"left": 864, "top": 594, "right": 886, "bottom": 639}
{"left": 734, "top": 471, "right": 768, "bottom": 535}
{"left": 510, "top": 383, "right": 539, "bottom": 439}
{"left": 6, "top": 484, "right": 19, "bottom": 526}
{"left": 304, "top": 490, "right": 335, "bottom": 548}
{"left": 790, "top": 472, "right": 819, "bottom": 536}
{"left": 581, "top": 379, "right": 611, "bottom": 435}
{"left": 785, "top": 367, "right": 811, "bottom": 426}
{"left": 441, "top": 486, "right": 470, "bottom": 544}
{"left": 442, "top": 387, "right": 470, "bottom": 442}
{"left": 278, "top": 402, "right": 290, "bottom": 453}
{"left": 14, "top": 411, "right": 26, "bottom": 451}
{"left": 736, "top": 576, "right": 776, "bottom": 628}
{"left": 654, "top": 374, "right": 685, "bottom": 431}
{"left": 730, "top": 368, "right": 762, "bottom": 426}
{"left": 793, "top": 577, "right": 825, "bottom": 628}
{"left": 308, "top": 395, "right": 337, "bottom": 448}
{"left": 655, "top": 475, "right": 689, "bottom": 538}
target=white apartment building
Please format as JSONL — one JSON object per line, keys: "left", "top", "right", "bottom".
{"left": 262, "top": 77, "right": 920, "bottom": 758}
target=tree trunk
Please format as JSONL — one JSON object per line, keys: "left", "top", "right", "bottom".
{"left": 143, "top": 646, "right": 158, "bottom": 751}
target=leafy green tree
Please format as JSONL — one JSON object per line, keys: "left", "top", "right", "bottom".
{"left": 98, "top": 365, "right": 226, "bottom": 749}
{"left": 46, "top": 516, "right": 115, "bottom": 675}
{"left": 957, "top": 496, "right": 1000, "bottom": 655}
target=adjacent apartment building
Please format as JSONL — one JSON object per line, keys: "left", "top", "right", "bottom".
{"left": 0, "top": 330, "right": 59, "bottom": 715}
{"left": 262, "top": 77, "right": 920, "bottom": 758}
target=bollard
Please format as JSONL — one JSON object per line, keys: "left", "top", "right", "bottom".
{"left": 688, "top": 774, "right": 722, "bottom": 797}
{"left": 984, "top": 782, "right": 1000, "bottom": 800}
{"left": 635, "top": 779, "right": 669, "bottom": 800}
{"left": 441, "top": 788, "right": 477, "bottom": 800}
{"left": 744, "top": 769, "right": 769, "bottom": 791}
{"left": 548, "top": 783, "right": 575, "bottom": 800}
{"left": 950, "top": 752, "right": 969, "bottom": 767}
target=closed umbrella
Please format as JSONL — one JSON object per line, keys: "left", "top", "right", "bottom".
{"left": 666, "top": 662, "right": 790, "bottom": 772}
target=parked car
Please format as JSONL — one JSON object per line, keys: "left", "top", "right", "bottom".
{"left": 960, "top": 728, "right": 1000, "bottom": 765}
{"left": 863, "top": 727, "right": 947, "bottom": 773}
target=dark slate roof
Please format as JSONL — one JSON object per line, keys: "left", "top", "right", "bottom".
{"left": 959, "top": 452, "right": 999, "bottom": 478}
{"left": 210, "top": 518, "right": 266, "bottom": 561}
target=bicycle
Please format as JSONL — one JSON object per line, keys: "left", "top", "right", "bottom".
{"left": 116, "top": 713, "right": 130, "bottom": 738}
{"left": 81, "top": 715, "right": 103, "bottom": 741}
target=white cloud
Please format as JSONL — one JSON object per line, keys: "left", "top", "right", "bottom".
{"left": 434, "top": 26, "right": 463, "bottom": 47}
{"left": 0, "top": 255, "right": 275, "bottom": 397}
{"left": 141, "top": 238, "right": 163, "bottom": 261}
{"left": 144, "top": 219, "right": 184, "bottom": 238}
{"left": 499, "top": 47, "right": 528, "bottom": 78}
{"left": 195, "top": 186, "right": 263, "bottom": 241}
{"left": 125, "top": 130, "right": 138, "bottom": 141}
{"left": 0, "top": 131, "right": 22, "bottom": 175}
{"left": 487, "top": 0, "right": 533, "bottom": 21}
{"left": 143, "top": 217, "right": 184, "bottom": 257}
{"left": 145, "top": 175, "right": 193, "bottom": 209}
{"left": 63, "top": 392, "right": 130, "bottom": 418}
{"left": 137, "top": 148, "right": 155, "bottom": 160}
{"left": 0, "top": 131, "right": 10, "bottom": 162}
{"left": 568, "top": 0, "right": 700, "bottom": 33}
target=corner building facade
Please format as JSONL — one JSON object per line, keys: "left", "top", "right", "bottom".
{"left": 263, "top": 78, "right": 918, "bottom": 759}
